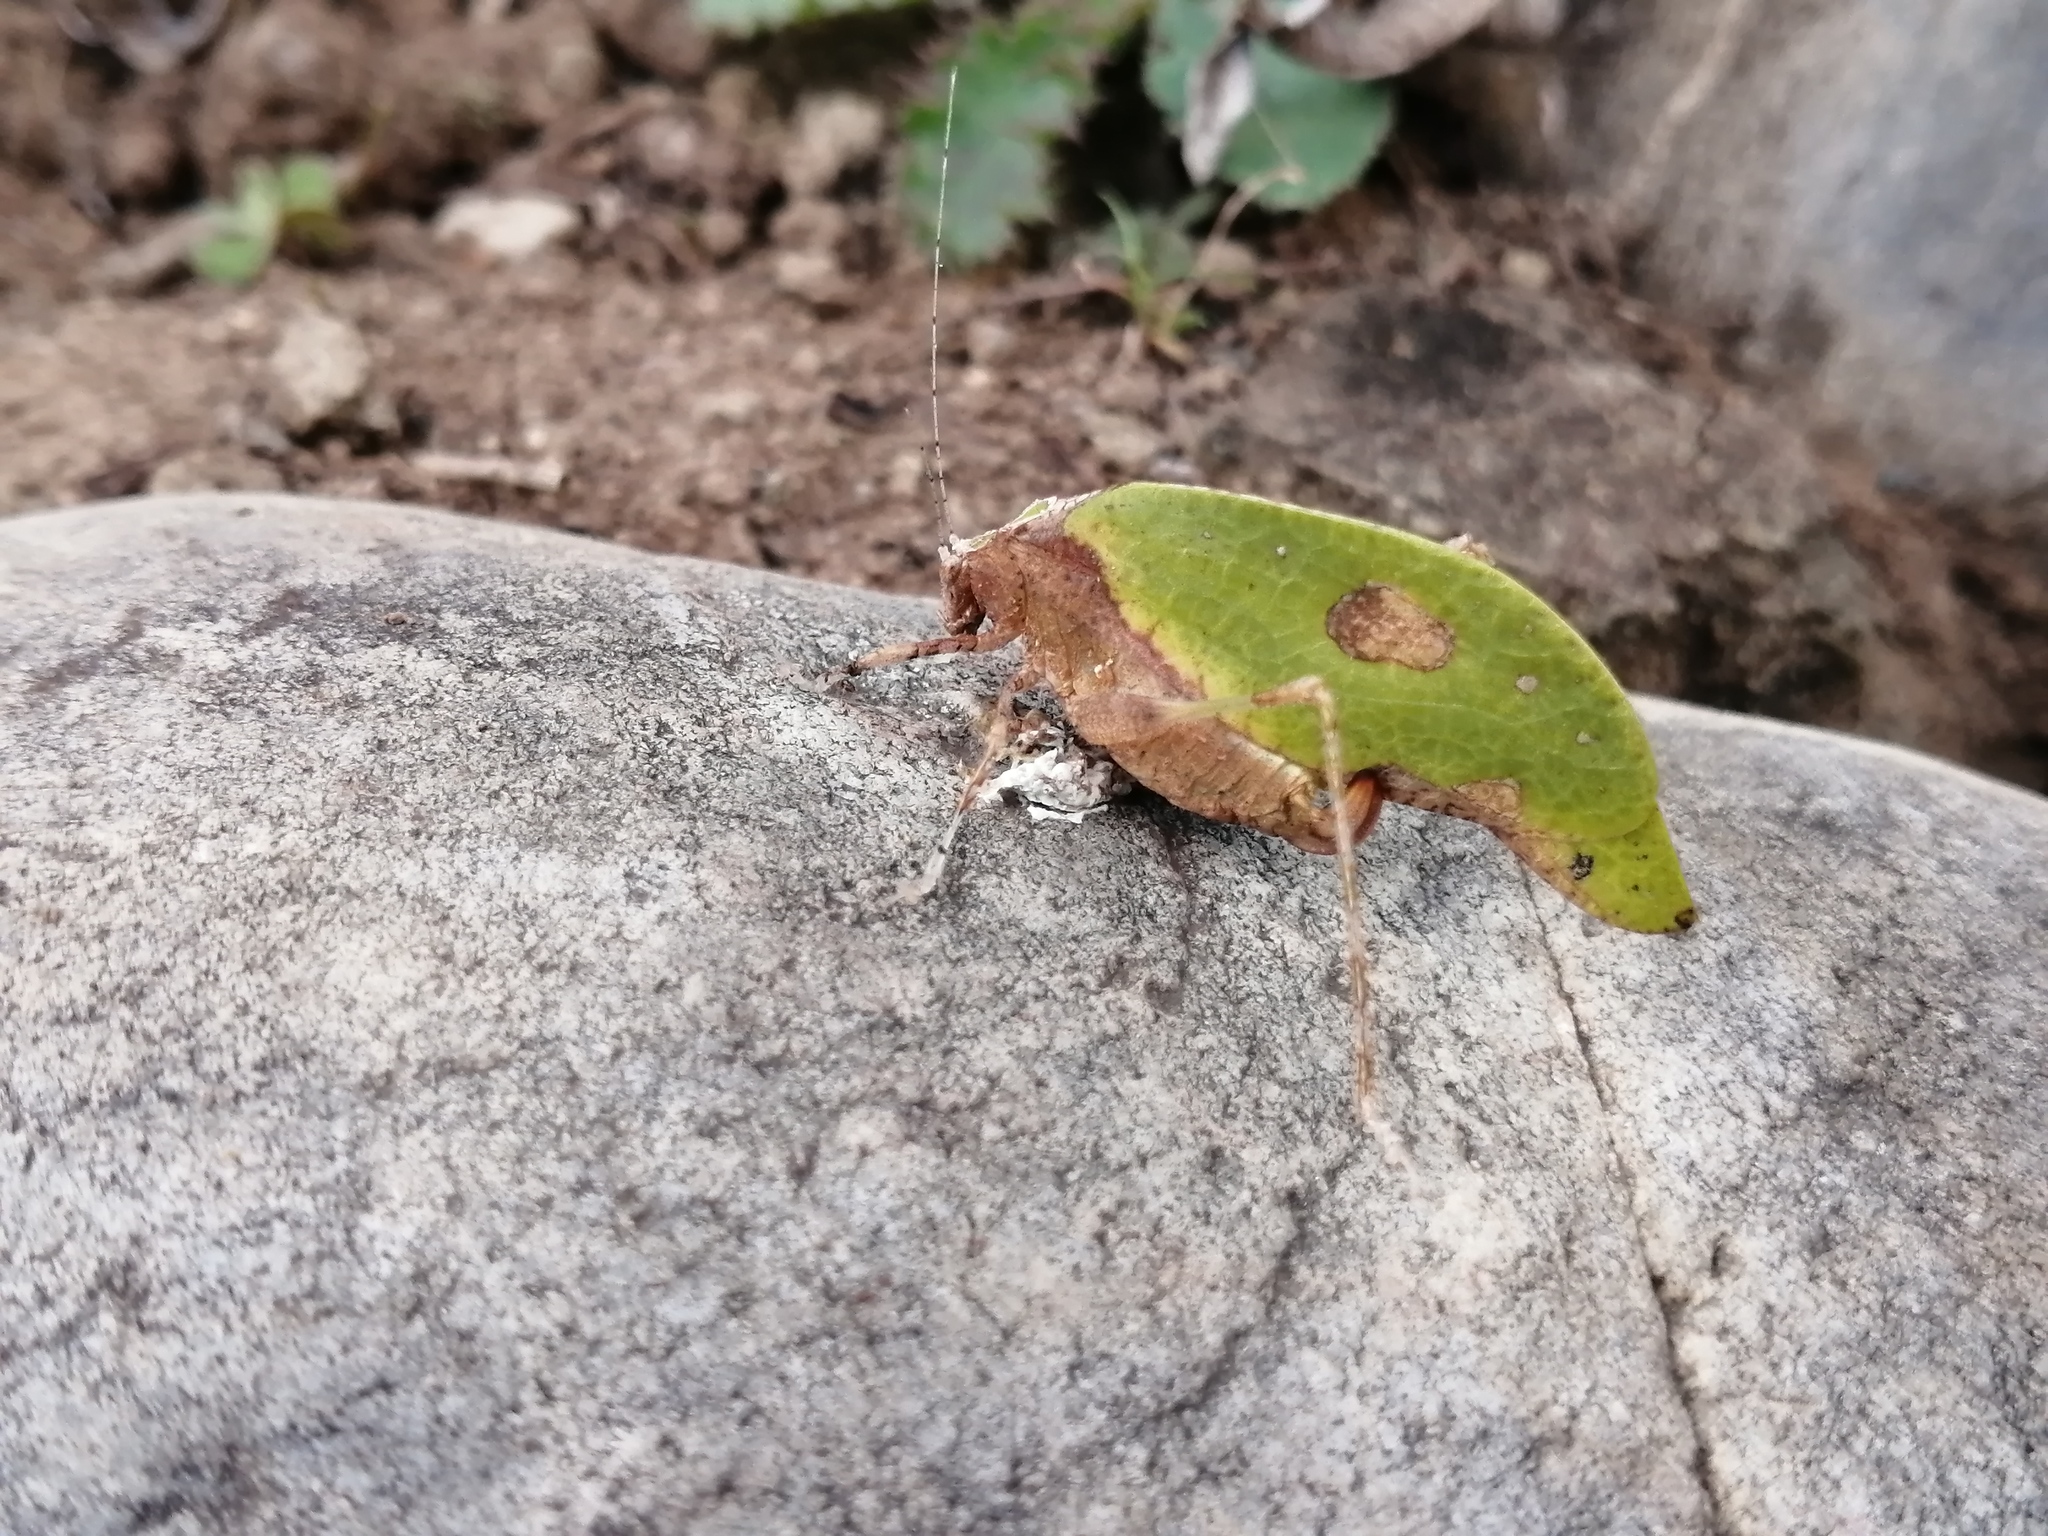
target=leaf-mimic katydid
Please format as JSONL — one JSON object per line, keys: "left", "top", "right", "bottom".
{"left": 837, "top": 72, "right": 1694, "bottom": 1130}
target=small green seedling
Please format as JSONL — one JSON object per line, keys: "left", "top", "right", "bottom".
{"left": 839, "top": 78, "right": 1694, "bottom": 1133}
{"left": 1071, "top": 189, "right": 1265, "bottom": 363}
{"left": 191, "top": 156, "right": 350, "bottom": 288}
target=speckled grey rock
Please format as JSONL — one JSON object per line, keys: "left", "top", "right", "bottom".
{"left": 1569, "top": 0, "right": 2048, "bottom": 504}
{"left": 2, "top": 497, "right": 2044, "bottom": 1535}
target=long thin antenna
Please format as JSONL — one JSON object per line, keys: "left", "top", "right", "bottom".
{"left": 928, "top": 66, "right": 958, "bottom": 543}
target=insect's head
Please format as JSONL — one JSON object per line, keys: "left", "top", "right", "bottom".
{"left": 936, "top": 538, "right": 986, "bottom": 634}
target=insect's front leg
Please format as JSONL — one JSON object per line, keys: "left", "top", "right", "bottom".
{"left": 956, "top": 663, "right": 1042, "bottom": 812}
{"left": 834, "top": 623, "right": 1019, "bottom": 683}
{"left": 896, "top": 661, "right": 1040, "bottom": 906}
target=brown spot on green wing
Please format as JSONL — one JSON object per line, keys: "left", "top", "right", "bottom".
{"left": 1325, "top": 584, "right": 1455, "bottom": 671}
{"left": 948, "top": 501, "right": 1364, "bottom": 857}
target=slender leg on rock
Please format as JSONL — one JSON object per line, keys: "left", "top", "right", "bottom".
{"left": 838, "top": 624, "right": 1018, "bottom": 681}
{"left": 1069, "top": 678, "right": 1388, "bottom": 1133}
{"left": 898, "top": 663, "right": 1039, "bottom": 905}
{"left": 956, "top": 664, "right": 1040, "bottom": 813}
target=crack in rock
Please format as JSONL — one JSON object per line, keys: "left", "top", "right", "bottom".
{"left": 1525, "top": 870, "right": 1730, "bottom": 1536}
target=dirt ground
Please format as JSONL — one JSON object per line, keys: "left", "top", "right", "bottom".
{"left": 1, "top": 165, "right": 1614, "bottom": 592}
{"left": 2, "top": 38, "right": 2044, "bottom": 789}
{"left": 1, "top": 190, "right": 1152, "bottom": 587}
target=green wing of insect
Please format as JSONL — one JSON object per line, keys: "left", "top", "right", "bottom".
{"left": 1062, "top": 483, "right": 1694, "bottom": 934}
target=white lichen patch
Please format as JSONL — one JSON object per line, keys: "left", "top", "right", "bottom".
{"left": 976, "top": 714, "right": 1131, "bottom": 823}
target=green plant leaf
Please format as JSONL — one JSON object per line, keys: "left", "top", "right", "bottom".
{"left": 690, "top": 0, "right": 913, "bottom": 37}
{"left": 1081, "top": 189, "right": 1202, "bottom": 307}
{"left": 1072, "top": 189, "right": 1229, "bottom": 356}
{"left": 233, "top": 161, "right": 285, "bottom": 227}
{"left": 1101, "top": 188, "right": 1147, "bottom": 271}
{"left": 1145, "top": 0, "right": 1394, "bottom": 209}
{"left": 190, "top": 162, "right": 285, "bottom": 287}
{"left": 273, "top": 154, "right": 352, "bottom": 260}
{"left": 189, "top": 230, "right": 274, "bottom": 287}
{"left": 276, "top": 154, "right": 340, "bottom": 218}
{"left": 901, "top": 0, "right": 1144, "bottom": 264}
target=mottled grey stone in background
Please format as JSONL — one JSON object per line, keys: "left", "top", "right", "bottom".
{"left": 1569, "top": 0, "right": 2048, "bottom": 504}
{"left": 2, "top": 497, "right": 2043, "bottom": 1535}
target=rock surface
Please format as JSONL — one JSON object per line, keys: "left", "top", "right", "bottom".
{"left": 2, "top": 496, "right": 2044, "bottom": 1535}
{"left": 1567, "top": 0, "right": 2048, "bottom": 504}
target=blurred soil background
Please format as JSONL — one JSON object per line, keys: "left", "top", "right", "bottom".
{"left": 2, "top": 0, "right": 2044, "bottom": 789}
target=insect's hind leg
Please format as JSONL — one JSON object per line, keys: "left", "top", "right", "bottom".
{"left": 1080, "top": 678, "right": 1389, "bottom": 1137}
{"left": 897, "top": 662, "right": 1041, "bottom": 905}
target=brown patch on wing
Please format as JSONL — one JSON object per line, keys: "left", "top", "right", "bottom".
{"left": 1379, "top": 768, "right": 1522, "bottom": 834}
{"left": 1451, "top": 777, "right": 1521, "bottom": 824}
{"left": 958, "top": 506, "right": 1188, "bottom": 702}
{"left": 956, "top": 505, "right": 1376, "bottom": 854}
{"left": 1325, "top": 584, "right": 1455, "bottom": 671}
{"left": 1063, "top": 692, "right": 1382, "bottom": 855}
{"left": 1381, "top": 765, "right": 1618, "bottom": 920}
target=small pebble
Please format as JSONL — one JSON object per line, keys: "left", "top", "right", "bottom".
{"left": 1500, "top": 247, "right": 1554, "bottom": 292}
{"left": 697, "top": 206, "right": 750, "bottom": 262}
{"left": 146, "top": 448, "right": 286, "bottom": 498}
{"left": 887, "top": 451, "right": 924, "bottom": 499}
{"left": 780, "top": 92, "right": 888, "bottom": 199}
{"left": 627, "top": 114, "right": 703, "bottom": 187}
{"left": 772, "top": 249, "right": 858, "bottom": 313}
{"left": 268, "top": 311, "right": 370, "bottom": 436}
{"left": 1069, "top": 404, "right": 1164, "bottom": 474}
{"left": 694, "top": 388, "right": 762, "bottom": 427}
{"left": 965, "top": 316, "right": 1017, "bottom": 368}
{"left": 695, "top": 465, "right": 748, "bottom": 508}
{"left": 433, "top": 193, "right": 580, "bottom": 264}
{"left": 769, "top": 197, "right": 849, "bottom": 254}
